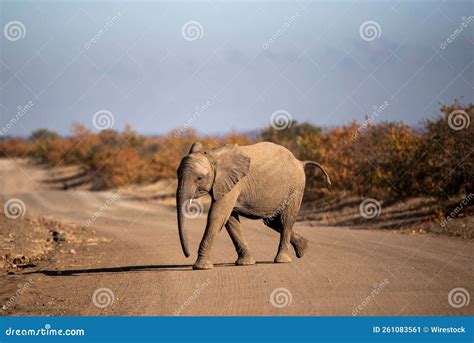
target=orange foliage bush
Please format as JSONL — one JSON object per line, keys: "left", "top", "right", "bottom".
{"left": 261, "top": 101, "right": 473, "bottom": 200}
{"left": 0, "top": 138, "right": 32, "bottom": 157}
{"left": 0, "top": 101, "right": 471, "bottom": 199}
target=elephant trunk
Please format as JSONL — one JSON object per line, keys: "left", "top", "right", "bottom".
{"left": 176, "top": 181, "right": 191, "bottom": 258}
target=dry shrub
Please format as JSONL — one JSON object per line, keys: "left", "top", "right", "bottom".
{"left": 0, "top": 101, "right": 470, "bottom": 199}
{"left": 415, "top": 101, "right": 473, "bottom": 197}
{"left": 0, "top": 138, "right": 32, "bottom": 157}
{"left": 91, "top": 145, "right": 147, "bottom": 188}
{"left": 1, "top": 125, "right": 255, "bottom": 189}
{"left": 262, "top": 101, "right": 472, "bottom": 201}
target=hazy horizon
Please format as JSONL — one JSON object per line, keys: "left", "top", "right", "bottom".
{"left": 1, "top": 0, "right": 473, "bottom": 136}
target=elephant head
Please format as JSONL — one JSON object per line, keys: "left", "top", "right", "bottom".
{"left": 176, "top": 142, "right": 250, "bottom": 257}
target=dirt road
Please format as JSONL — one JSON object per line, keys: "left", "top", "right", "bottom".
{"left": 1, "top": 159, "right": 472, "bottom": 315}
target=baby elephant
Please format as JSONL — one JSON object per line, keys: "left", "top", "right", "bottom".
{"left": 176, "top": 141, "right": 331, "bottom": 270}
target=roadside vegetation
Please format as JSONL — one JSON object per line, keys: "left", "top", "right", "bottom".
{"left": 1, "top": 101, "right": 472, "bottom": 232}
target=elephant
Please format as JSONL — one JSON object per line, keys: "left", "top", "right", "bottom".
{"left": 176, "top": 141, "right": 331, "bottom": 270}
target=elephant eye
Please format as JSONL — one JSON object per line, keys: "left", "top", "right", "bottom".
{"left": 197, "top": 176, "right": 202, "bottom": 181}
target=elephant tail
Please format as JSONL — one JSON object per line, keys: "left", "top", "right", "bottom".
{"left": 301, "top": 161, "right": 332, "bottom": 191}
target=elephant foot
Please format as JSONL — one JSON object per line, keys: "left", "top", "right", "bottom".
{"left": 235, "top": 254, "right": 256, "bottom": 266}
{"left": 193, "top": 258, "right": 213, "bottom": 270}
{"left": 274, "top": 250, "right": 292, "bottom": 263}
{"left": 291, "top": 236, "right": 309, "bottom": 258}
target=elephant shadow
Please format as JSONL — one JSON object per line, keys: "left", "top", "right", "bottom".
{"left": 24, "top": 261, "right": 274, "bottom": 276}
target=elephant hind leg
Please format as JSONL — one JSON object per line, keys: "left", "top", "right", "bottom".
{"left": 264, "top": 211, "right": 308, "bottom": 259}
{"left": 291, "top": 234, "right": 308, "bottom": 258}
{"left": 262, "top": 216, "right": 291, "bottom": 262}
{"left": 225, "top": 212, "right": 255, "bottom": 266}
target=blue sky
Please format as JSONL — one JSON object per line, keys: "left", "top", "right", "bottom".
{"left": 0, "top": 0, "right": 472, "bottom": 136}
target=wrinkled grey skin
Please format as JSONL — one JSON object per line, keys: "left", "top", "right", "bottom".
{"left": 176, "top": 141, "right": 331, "bottom": 270}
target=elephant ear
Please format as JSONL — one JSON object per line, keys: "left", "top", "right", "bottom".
{"left": 212, "top": 145, "right": 251, "bottom": 201}
{"left": 189, "top": 141, "right": 203, "bottom": 154}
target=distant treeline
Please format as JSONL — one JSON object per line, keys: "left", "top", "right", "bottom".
{"left": 1, "top": 101, "right": 472, "bottom": 200}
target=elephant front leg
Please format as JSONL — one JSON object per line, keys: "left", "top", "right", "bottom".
{"left": 225, "top": 212, "right": 255, "bottom": 266}
{"left": 193, "top": 192, "right": 238, "bottom": 270}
